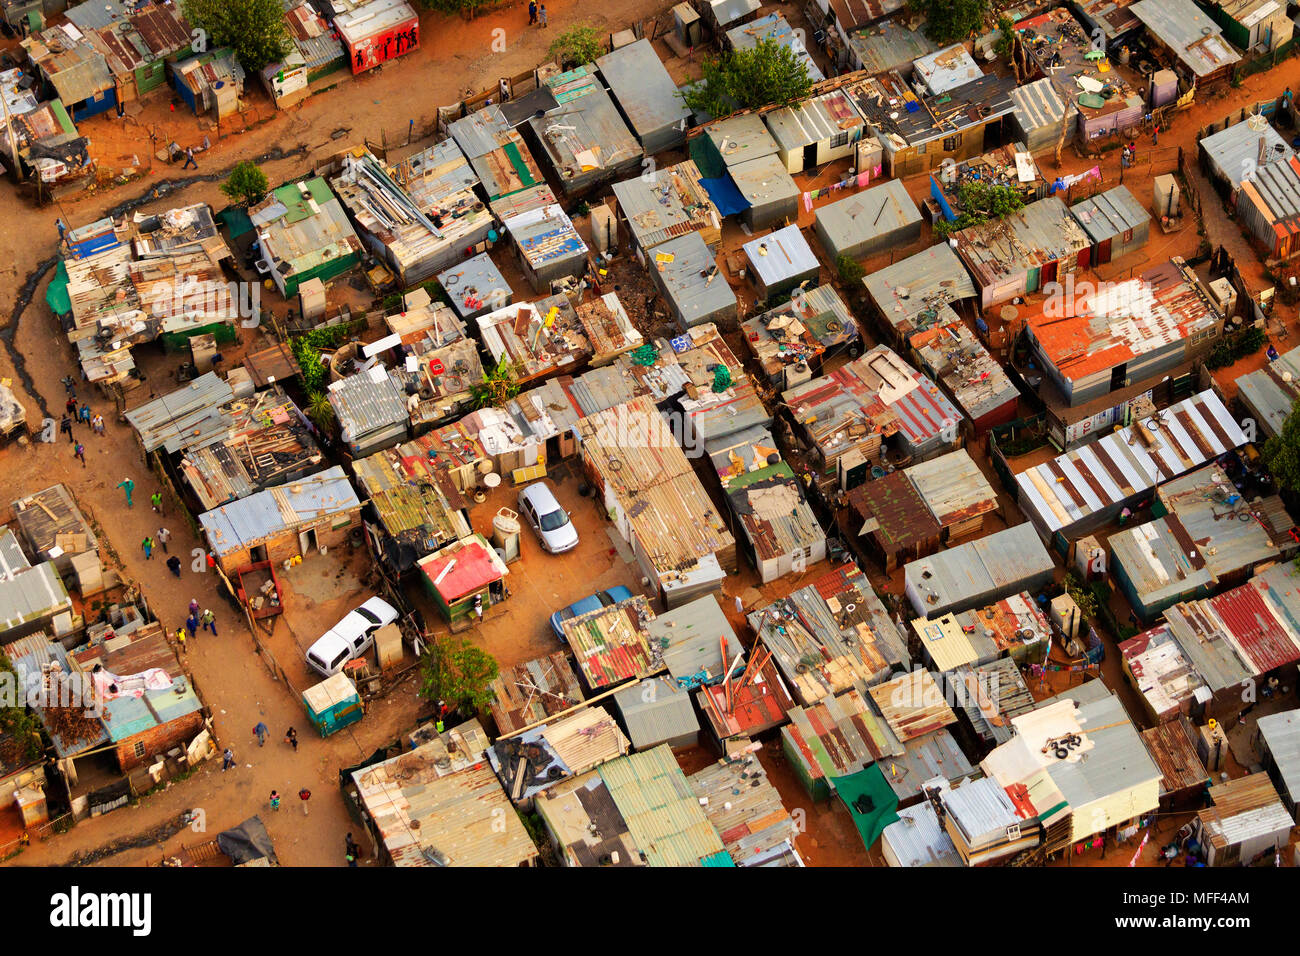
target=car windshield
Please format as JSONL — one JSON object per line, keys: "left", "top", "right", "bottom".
{"left": 539, "top": 508, "right": 570, "bottom": 532}
{"left": 355, "top": 607, "right": 381, "bottom": 625}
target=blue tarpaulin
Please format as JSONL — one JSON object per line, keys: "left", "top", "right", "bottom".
{"left": 700, "top": 176, "right": 750, "bottom": 218}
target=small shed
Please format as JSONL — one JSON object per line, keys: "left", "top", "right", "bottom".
{"left": 781, "top": 688, "right": 902, "bottom": 800}
{"left": 10, "top": 483, "right": 98, "bottom": 575}
{"left": 1141, "top": 717, "right": 1211, "bottom": 810}
{"left": 763, "top": 89, "right": 867, "bottom": 174}
{"left": 1010, "top": 77, "right": 1076, "bottom": 154}
{"left": 905, "top": 523, "right": 1055, "bottom": 619}
{"left": 613, "top": 677, "right": 701, "bottom": 750}
{"left": 334, "top": 0, "right": 419, "bottom": 74}
{"left": 1069, "top": 185, "right": 1150, "bottom": 266}
{"left": 503, "top": 204, "right": 589, "bottom": 292}
{"left": 1199, "top": 116, "right": 1293, "bottom": 192}
{"left": 730, "top": 153, "right": 800, "bottom": 231}
{"left": 814, "top": 179, "right": 921, "bottom": 262}
{"left": 904, "top": 449, "right": 998, "bottom": 542}
{"left": 302, "top": 673, "right": 363, "bottom": 737}
{"left": 596, "top": 39, "right": 692, "bottom": 154}
{"left": 845, "top": 470, "right": 942, "bottom": 573}
{"left": 327, "top": 368, "right": 410, "bottom": 458}
{"left": 1255, "top": 709, "right": 1300, "bottom": 821}
{"left": 649, "top": 231, "right": 737, "bottom": 329}
{"left": 438, "top": 253, "right": 512, "bottom": 322}
{"left": 1197, "top": 774, "right": 1294, "bottom": 866}
{"left": 1237, "top": 155, "right": 1300, "bottom": 261}
{"left": 700, "top": 113, "right": 779, "bottom": 171}
{"left": 418, "top": 533, "right": 510, "bottom": 626}
{"left": 742, "top": 225, "right": 819, "bottom": 302}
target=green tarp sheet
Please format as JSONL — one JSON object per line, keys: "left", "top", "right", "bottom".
{"left": 46, "top": 260, "right": 71, "bottom": 316}
{"left": 832, "top": 764, "right": 899, "bottom": 851}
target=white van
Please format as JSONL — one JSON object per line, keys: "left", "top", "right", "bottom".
{"left": 306, "top": 597, "right": 399, "bottom": 678}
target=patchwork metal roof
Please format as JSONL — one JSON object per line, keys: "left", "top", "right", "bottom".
{"left": 763, "top": 89, "right": 866, "bottom": 152}
{"left": 197, "top": 465, "right": 360, "bottom": 558}
{"left": 846, "top": 19, "right": 935, "bottom": 75}
{"left": 1132, "top": 0, "right": 1241, "bottom": 78}
{"left": 1069, "top": 184, "right": 1149, "bottom": 243}
{"left": 1016, "top": 390, "right": 1248, "bottom": 536}
{"left": 862, "top": 242, "right": 977, "bottom": 341}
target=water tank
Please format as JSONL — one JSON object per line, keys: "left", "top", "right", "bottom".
{"left": 492, "top": 508, "right": 521, "bottom": 564}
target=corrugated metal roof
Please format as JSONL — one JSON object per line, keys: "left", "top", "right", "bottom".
{"left": 327, "top": 367, "right": 409, "bottom": 445}
{"left": 532, "top": 770, "right": 644, "bottom": 866}
{"left": 650, "top": 231, "right": 737, "bottom": 326}
{"left": 728, "top": 152, "right": 799, "bottom": 213}
{"left": 941, "top": 776, "right": 1021, "bottom": 845}
{"left": 881, "top": 799, "right": 961, "bottom": 866}
{"left": 528, "top": 67, "right": 642, "bottom": 186}
{"left": 1120, "top": 625, "right": 1210, "bottom": 719}
{"left": 863, "top": 242, "right": 976, "bottom": 341}
{"left": 687, "top": 752, "right": 801, "bottom": 866}
{"left": 848, "top": 469, "right": 941, "bottom": 561}
{"left": 1240, "top": 154, "right": 1300, "bottom": 232}
{"left": 883, "top": 729, "right": 972, "bottom": 802}
{"left": 353, "top": 719, "right": 539, "bottom": 867}
{"left": 1237, "top": 343, "right": 1300, "bottom": 440}
{"left": 708, "top": 0, "right": 762, "bottom": 26}
{"left": 905, "top": 523, "right": 1055, "bottom": 618}
{"left": 1140, "top": 717, "right": 1211, "bottom": 796}
{"left": 782, "top": 687, "right": 903, "bottom": 782}
{"left": 815, "top": 178, "right": 921, "bottom": 249}
{"left": 909, "top": 321, "right": 1019, "bottom": 425}
{"left": 197, "top": 465, "right": 359, "bottom": 558}
{"left": 124, "top": 371, "right": 238, "bottom": 453}
{"left": 1016, "top": 390, "right": 1248, "bottom": 537}
{"left": 595, "top": 38, "right": 690, "bottom": 143}
{"left": 644, "top": 593, "right": 743, "bottom": 682}
{"left": 953, "top": 196, "right": 1091, "bottom": 287}
{"left": 953, "top": 655, "right": 1036, "bottom": 745}
{"left": 611, "top": 161, "right": 719, "bottom": 251}
{"left": 743, "top": 224, "right": 818, "bottom": 289}
{"left": 728, "top": 462, "right": 825, "bottom": 564}
{"left": 829, "top": 0, "right": 904, "bottom": 31}
{"left": 1256, "top": 709, "right": 1300, "bottom": 804}
{"left": 598, "top": 745, "right": 728, "bottom": 867}
{"left": 1199, "top": 773, "right": 1294, "bottom": 849}
{"left": 847, "top": 19, "right": 935, "bottom": 75}
{"left": 704, "top": 113, "right": 778, "bottom": 167}
{"left": 750, "top": 563, "right": 909, "bottom": 705}
{"left": 1010, "top": 77, "right": 1070, "bottom": 134}
{"left": 0, "top": 528, "right": 29, "bottom": 578}
{"left": 1069, "top": 184, "right": 1149, "bottom": 242}
{"left": 868, "top": 670, "right": 959, "bottom": 743}
{"left": 763, "top": 89, "right": 865, "bottom": 152}
{"left": 488, "top": 651, "right": 584, "bottom": 736}
{"left": 488, "top": 707, "right": 630, "bottom": 803}
{"left": 614, "top": 677, "right": 700, "bottom": 748}
{"left": 0, "top": 562, "right": 71, "bottom": 634}
{"left": 1131, "top": 0, "right": 1241, "bottom": 77}
{"left": 905, "top": 449, "right": 997, "bottom": 528}
{"left": 1200, "top": 116, "right": 1291, "bottom": 188}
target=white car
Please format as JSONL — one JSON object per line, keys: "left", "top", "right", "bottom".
{"left": 305, "top": 596, "right": 400, "bottom": 679}
{"left": 518, "top": 481, "right": 579, "bottom": 554}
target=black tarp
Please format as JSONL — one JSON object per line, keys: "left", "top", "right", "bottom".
{"left": 216, "top": 815, "right": 278, "bottom": 866}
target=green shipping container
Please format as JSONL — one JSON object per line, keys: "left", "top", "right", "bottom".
{"left": 303, "top": 673, "right": 364, "bottom": 737}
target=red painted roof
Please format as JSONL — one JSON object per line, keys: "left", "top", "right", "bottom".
{"left": 1210, "top": 584, "right": 1300, "bottom": 675}
{"left": 419, "top": 538, "right": 503, "bottom": 601}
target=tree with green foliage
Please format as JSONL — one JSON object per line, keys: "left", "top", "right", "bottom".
{"left": 908, "top": 0, "right": 990, "bottom": 46}
{"left": 0, "top": 653, "right": 42, "bottom": 767}
{"left": 548, "top": 26, "right": 606, "bottom": 69}
{"left": 183, "top": 0, "right": 292, "bottom": 74}
{"left": 290, "top": 325, "right": 350, "bottom": 393}
{"left": 471, "top": 358, "right": 521, "bottom": 409}
{"left": 220, "top": 161, "right": 269, "bottom": 207}
{"left": 836, "top": 255, "right": 865, "bottom": 286}
{"left": 994, "top": 15, "right": 1017, "bottom": 60}
{"left": 419, "top": 638, "right": 500, "bottom": 713}
{"left": 681, "top": 38, "right": 813, "bottom": 118}
{"left": 1264, "top": 404, "right": 1300, "bottom": 494}
{"left": 305, "top": 392, "right": 336, "bottom": 435}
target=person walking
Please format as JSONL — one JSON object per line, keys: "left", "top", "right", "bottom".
{"left": 183, "top": 146, "right": 197, "bottom": 170}
{"left": 185, "top": 612, "right": 198, "bottom": 640}
{"left": 222, "top": 747, "right": 235, "bottom": 771}
{"left": 151, "top": 492, "right": 163, "bottom": 513}
{"left": 528, "top": 0, "right": 537, "bottom": 24}
{"left": 189, "top": 598, "right": 200, "bottom": 617}
{"left": 285, "top": 727, "right": 298, "bottom": 752}
{"left": 175, "top": 627, "right": 187, "bottom": 654}
{"left": 65, "top": 396, "right": 77, "bottom": 418}
{"left": 253, "top": 721, "right": 268, "bottom": 746}
{"left": 205, "top": 552, "right": 216, "bottom": 572}
{"left": 539, "top": 4, "right": 547, "bottom": 27}
{"left": 345, "top": 833, "right": 359, "bottom": 867}
{"left": 166, "top": 554, "right": 182, "bottom": 578}
{"left": 201, "top": 608, "right": 217, "bottom": 636}
{"left": 117, "top": 478, "right": 134, "bottom": 507}
{"left": 91, "top": 412, "right": 104, "bottom": 436}
{"left": 157, "top": 527, "right": 171, "bottom": 554}
{"left": 78, "top": 402, "right": 91, "bottom": 425}
{"left": 298, "top": 787, "right": 311, "bottom": 816}
{"left": 1151, "top": 123, "right": 1159, "bottom": 146}
{"left": 142, "top": 536, "right": 154, "bottom": 560}
{"left": 73, "top": 441, "right": 85, "bottom": 467}
{"left": 60, "top": 414, "right": 73, "bottom": 443}
{"left": 269, "top": 790, "right": 281, "bottom": 811}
